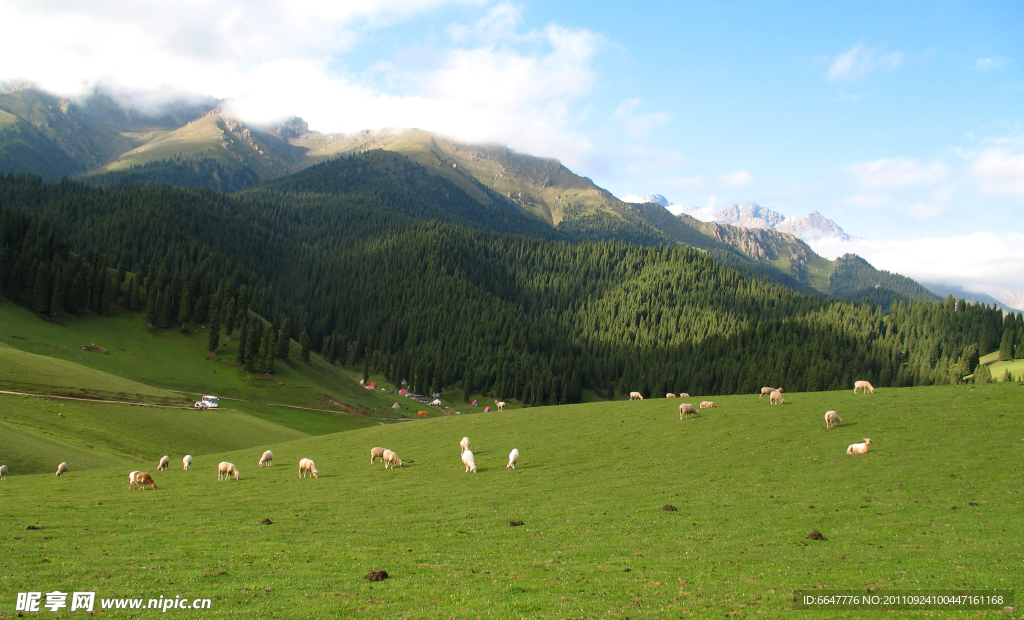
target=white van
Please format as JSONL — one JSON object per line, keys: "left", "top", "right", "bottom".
{"left": 194, "top": 395, "right": 219, "bottom": 409}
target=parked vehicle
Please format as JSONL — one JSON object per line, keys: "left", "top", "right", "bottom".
{"left": 194, "top": 395, "right": 219, "bottom": 409}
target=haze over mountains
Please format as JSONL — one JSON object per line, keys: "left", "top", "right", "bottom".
{"left": 0, "top": 85, "right": 955, "bottom": 307}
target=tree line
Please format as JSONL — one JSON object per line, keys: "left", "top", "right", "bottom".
{"left": 0, "top": 164, "right": 1018, "bottom": 406}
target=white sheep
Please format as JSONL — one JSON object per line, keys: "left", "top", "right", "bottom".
{"left": 259, "top": 450, "right": 273, "bottom": 467}
{"left": 629, "top": 391, "right": 644, "bottom": 400}
{"left": 700, "top": 401, "right": 714, "bottom": 409}
{"left": 298, "top": 458, "right": 318, "bottom": 478}
{"left": 183, "top": 455, "right": 193, "bottom": 470}
{"left": 128, "top": 470, "right": 140, "bottom": 489}
{"left": 459, "top": 437, "right": 470, "bottom": 453}
{"left": 370, "top": 447, "right": 386, "bottom": 464}
{"left": 825, "top": 410, "right": 843, "bottom": 430}
{"left": 382, "top": 449, "right": 403, "bottom": 469}
{"left": 462, "top": 449, "right": 477, "bottom": 473}
{"left": 679, "top": 392, "right": 690, "bottom": 398}
{"left": 770, "top": 390, "right": 785, "bottom": 405}
{"left": 507, "top": 448, "right": 520, "bottom": 470}
{"left": 679, "top": 403, "right": 698, "bottom": 419}
{"left": 56, "top": 462, "right": 68, "bottom": 477}
{"left": 157, "top": 455, "right": 170, "bottom": 471}
{"left": 0, "top": 464, "right": 7, "bottom": 480}
{"left": 665, "top": 393, "right": 676, "bottom": 398}
{"left": 217, "top": 462, "right": 240, "bottom": 480}
{"left": 759, "top": 386, "right": 779, "bottom": 399}
{"left": 495, "top": 400, "right": 506, "bottom": 411}
{"left": 847, "top": 438, "right": 872, "bottom": 455}
{"left": 853, "top": 380, "right": 875, "bottom": 394}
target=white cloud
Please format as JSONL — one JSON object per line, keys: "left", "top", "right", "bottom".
{"left": 844, "top": 193, "right": 891, "bottom": 209}
{"left": 624, "top": 112, "right": 671, "bottom": 140}
{"left": 0, "top": 0, "right": 605, "bottom": 170}
{"left": 970, "top": 147, "right": 1024, "bottom": 196}
{"left": 827, "top": 44, "right": 903, "bottom": 81}
{"left": 808, "top": 232, "right": 1024, "bottom": 298}
{"left": 975, "top": 57, "right": 1007, "bottom": 71}
{"left": 906, "top": 201, "right": 943, "bottom": 220}
{"left": 665, "top": 175, "right": 706, "bottom": 190}
{"left": 719, "top": 170, "right": 753, "bottom": 187}
{"left": 844, "top": 157, "right": 947, "bottom": 189}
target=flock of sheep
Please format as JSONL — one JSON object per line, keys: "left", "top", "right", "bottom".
{"left": 2, "top": 380, "right": 879, "bottom": 484}
{"left": 663, "top": 380, "right": 875, "bottom": 457}
{"left": 33, "top": 435, "right": 521, "bottom": 492}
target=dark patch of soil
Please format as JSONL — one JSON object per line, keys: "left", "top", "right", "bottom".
{"left": 364, "top": 570, "right": 388, "bottom": 582}
{"left": 662, "top": 504, "right": 678, "bottom": 511}
{"left": 968, "top": 502, "right": 978, "bottom": 506}
{"left": 79, "top": 345, "right": 107, "bottom": 354}
{"left": 807, "top": 530, "right": 827, "bottom": 541}
{"left": 261, "top": 519, "right": 272, "bottom": 525}
{"left": 509, "top": 520, "right": 525, "bottom": 526}
{"left": 26, "top": 525, "right": 42, "bottom": 530}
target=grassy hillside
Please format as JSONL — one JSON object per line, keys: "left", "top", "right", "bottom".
{"left": 0, "top": 392, "right": 307, "bottom": 476}
{"left": 0, "top": 302, "right": 417, "bottom": 434}
{"left": 0, "top": 342, "right": 187, "bottom": 404}
{"left": 1, "top": 383, "right": 1019, "bottom": 618}
{"left": 94, "top": 112, "right": 303, "bottom": 182}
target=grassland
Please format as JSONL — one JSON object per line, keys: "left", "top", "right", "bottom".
{"left": 2, "top": 383, "right": 1021, "bottom": 618}
{"left": 0, "top": 302, "right": 423, "bottom": 433}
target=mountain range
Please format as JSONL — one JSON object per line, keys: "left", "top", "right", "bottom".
{"left": 0, "top": 85, "right": 937, "bottom": 304}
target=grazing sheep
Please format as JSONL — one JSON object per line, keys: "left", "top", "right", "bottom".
{"left": 133, "top": 472, "right": 157, "bottom": 490}
{"left": 825, "top": 410, "right": 843, "bottom": 430}
{"left": 382, "top": 449, "right": 403, "bottom": 469}
{"left": 679, "top": 393, "right": 690, "bottom": 398}
{"left": 853, "top": 380, "right": 875, "bottom": 394}
{"left": 495, "top": 400, "right": 506, "bottom": 411}
{"left": 298, "top": 458, "right": 318, "bottom": 478}
{"left": 770, "top": 390, "right": 785, "bottom": 405}
{"left": 666, "top": 393, "right": 676, "bottom": 398}
{"left": 370, "top": 447, "right": 386, "bottom": 464}
{"left": 459, "top": 437, "right": 470, "bottom": 453}
{"left": 462, "top": 449, "right": 477, "bottom": 473}
{"left": 217, "top": 462, "right": 240, "bottom": 481}
{"left": 679, "top": 403, "right": 698, "bottom": 419}
{"left": 0, "top": 464, "right": 7, "bottom": 480}
{"left": 56, "top": 462, "right": 68, "bottom": 477}
{"left": 259, "top": 450, "right": 273, "bottom": 467}
{"left": 157, "top": 455, "right": 170, "bottom": 471}
{"left": 128, "top": 471, "right": 140, "bottom": 489}
{"left": 507, "top": 448, "right": 520, "bottom": 470}
{"left": 629, "top": 391, "right": 644, "bottom": 400}
{"left": 182, "top": 455, "right": 193, "bottom": 471}
{"left": 847, "top": 438, "right": 872, "bottom": 455}
{"left": 700, "top": 401, "right": 714, "bottom": 409}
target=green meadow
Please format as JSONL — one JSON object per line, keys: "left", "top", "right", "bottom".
{"left": 2, "top": 383, "right": 1021, "bottom": 618}
{"left": 0, "top": 302, "right": 436, "bottom": 433}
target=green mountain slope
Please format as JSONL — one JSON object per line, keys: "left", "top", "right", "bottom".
{"left": 1, "top": 173, "right": 1009, "bottom": 404}
{"left": 0, "top": 86, "right": 947, "bottom": 302}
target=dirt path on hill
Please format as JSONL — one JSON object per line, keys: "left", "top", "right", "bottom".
{"left": 0, "top": 389, "right": 191, "bottom": 408}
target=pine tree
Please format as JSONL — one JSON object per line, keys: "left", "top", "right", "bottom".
{"left": 974, "top": 363, "right": 992, "bottom": 384}
{"left": 261, "top": 327, "right": 276, "bottom": 374}
{"left": 145, "top": 286, "right": 159, "bottom": 325}
{"left": 276, "top": 318, "right": 291, "bottom": 361}
{"left": 300, "top": 329, "right": 311, "bottom": 362}
{"left": 999, "top": 329, "right": 1015, "bottom": 361}
{"left": 235, "top": 317, "right": 249, "bottom": 365}
{"left": 208, "top": 319, "right": 221, "bottom": 353}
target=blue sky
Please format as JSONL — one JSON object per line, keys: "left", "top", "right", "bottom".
{"left": 1, "top": 0, "right": 1022, "bottom": 299}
